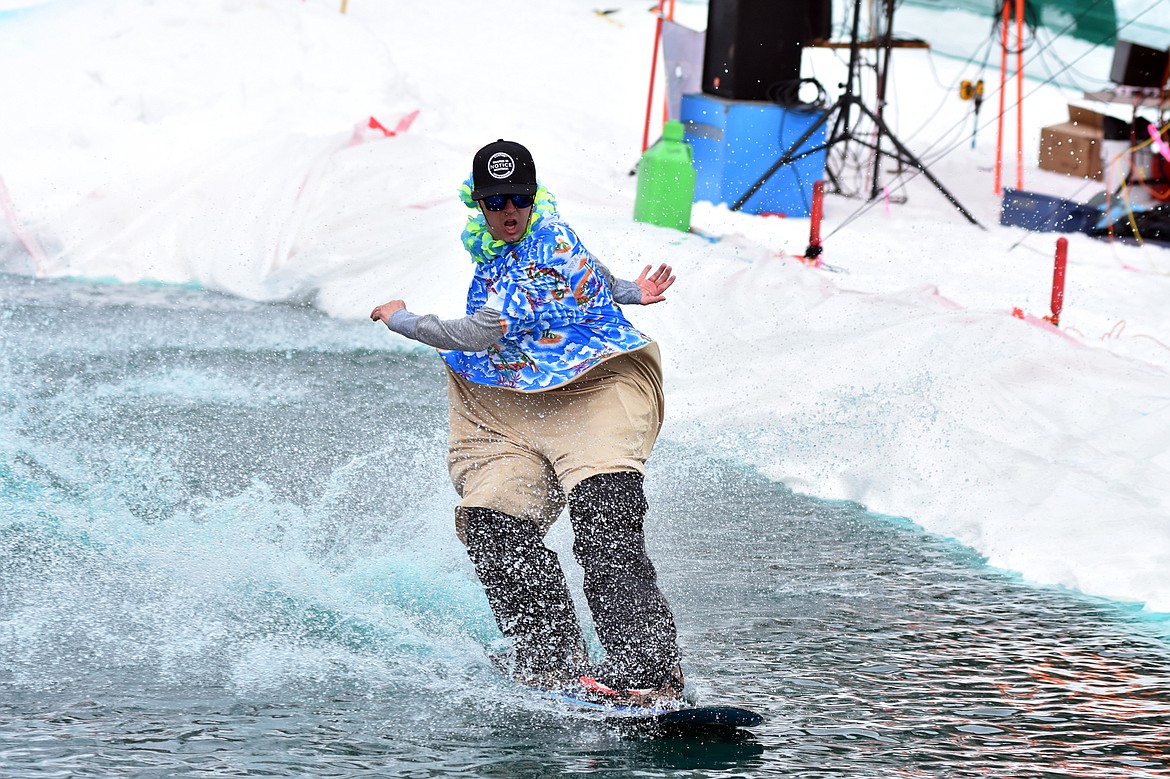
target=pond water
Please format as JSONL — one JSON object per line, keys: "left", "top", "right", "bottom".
{"left": 2, "top": 275, "right": 1168, "bottom": 777}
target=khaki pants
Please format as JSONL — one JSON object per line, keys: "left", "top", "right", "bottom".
{"left": 446, "top": 343, "right": 663, "bottom": 543}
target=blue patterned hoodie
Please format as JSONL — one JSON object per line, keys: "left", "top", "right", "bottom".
{"left": 440, "top": 184, "right": 652, "bottom": 392}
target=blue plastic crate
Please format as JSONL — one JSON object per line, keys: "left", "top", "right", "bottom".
{"left": 1000, "top": 189, "right": 1100, "bottom": 233}
{"left": 681, "top": 94, "right": 827, "bottom": 217}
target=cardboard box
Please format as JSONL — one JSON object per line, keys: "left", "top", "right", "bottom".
{"left": 1039, "top": 106, "right": 1104, "bottom": 180}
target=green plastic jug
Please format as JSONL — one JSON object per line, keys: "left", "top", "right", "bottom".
{"left": 634, "top": 120, "right": 696, "bottom": 232}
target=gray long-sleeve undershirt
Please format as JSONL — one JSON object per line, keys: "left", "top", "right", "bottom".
{"left": 384, "top": 260, "right": 644, "bottom": 352}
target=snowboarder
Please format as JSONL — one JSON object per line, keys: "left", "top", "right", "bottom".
{"left": 371, "top": 139, "right": 682, "bottom": 703}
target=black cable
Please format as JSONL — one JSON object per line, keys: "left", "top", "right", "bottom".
{"left": 907, "top": 0, "right": 1112, "bottom": 160}
{"left": 766, "top": 77, "right": 829, "bottom": 111}
{"left": 905, "top": 3, "right": 1033, "bottom": 156}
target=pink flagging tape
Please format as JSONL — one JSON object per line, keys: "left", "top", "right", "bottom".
{"left": 1149, "top": 122, "right": 1170, "bottom": 163}
{"left": 1010, "top": 306, "right": 1082, "bottom": 344}
{"left": 393, "top": 109, "right": 419, "bottom": 135}
{"left": 367, "top": 116, "right": 393, "bottom": 136}
{"left": 350, "top": 110, "right": 420, "bottom": 146}
{"left": 0, "top": 174, "right": 48, "bottom": 276}
{"left": 367, "top": 110, "right": 420, "bottom": 138}
{"left": 279, "top": 109, "right": 423, "bottom": 272}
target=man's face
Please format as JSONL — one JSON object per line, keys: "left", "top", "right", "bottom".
{"left": 479, "top": 195, "right": 533, "bottom": 243}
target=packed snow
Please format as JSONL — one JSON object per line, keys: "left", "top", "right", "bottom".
{"left": 1, "top": 0, "right": 1168, "bottom": 616}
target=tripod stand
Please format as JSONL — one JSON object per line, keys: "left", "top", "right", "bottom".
{"left": 729, "top": 0, "right": 982, "bottom": 227}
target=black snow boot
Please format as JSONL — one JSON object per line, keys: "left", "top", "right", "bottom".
{"left": 569, "top": 471, "right": 681, "bottom": 691}
{"left": 464, "top": 507, "right": 587, "bottom": 684}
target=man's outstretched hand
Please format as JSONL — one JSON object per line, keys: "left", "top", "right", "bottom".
{"left": 370, "top": 299, "right": 405, "bottom": 325}
{"left": 634, "top": 263, "right": 676, "bottom": 305}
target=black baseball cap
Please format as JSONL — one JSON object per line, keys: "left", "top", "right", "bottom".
{"left": 470, "top": 140, "right": 538, "bottom": 200}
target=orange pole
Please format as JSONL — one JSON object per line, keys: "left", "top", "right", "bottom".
{"left": 994, "top": 0, "right": 1009, "bottom": 196}
{"left": 642, "top": 0, "right": 666, "bottom": 152}
{"left": 661, "top": 0, "right": 676, "bottom": 125}
{"left": 1015, "top": 0, "right": 1025, "bottom": 189}
{"left": 1049, "top": 237, "right": 1068, "bottom": 326}
{"left": 805, "top": 180, "right": 825, "bottom": 262}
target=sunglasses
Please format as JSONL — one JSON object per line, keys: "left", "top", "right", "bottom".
{"left": 482, "top": 193, "right": 535, "bottom": 211}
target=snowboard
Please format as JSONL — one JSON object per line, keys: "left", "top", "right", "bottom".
{"left": 489, "top": 653, "right": 762, "bottom": 736}
{"left": 538, "top": 688, "right": 764, "bottom": 737}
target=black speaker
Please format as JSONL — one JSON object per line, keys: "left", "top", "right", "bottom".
{"left": 702, "top": 0, "right": 830, "bottom": 103}
{"left": 1109, "top": 40, "right": 1169, "bottom": 89}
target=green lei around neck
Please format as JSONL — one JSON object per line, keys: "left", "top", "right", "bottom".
{"left": 458, "top": 176, "right": 557, "bottom": 265}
